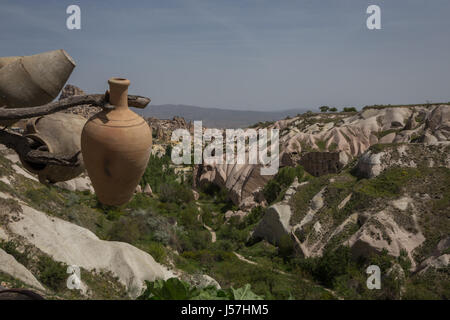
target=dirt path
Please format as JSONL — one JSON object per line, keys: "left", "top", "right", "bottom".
{"left": 233, "top": 251, "right": 343, "bottom": 300}
{"left": 233, "top": 252, "right": 258, "bottom": 265}
{"left": 203, "top": 223, "right": 216, "bottom": 243}
{"left": 196, "top": 203, "right": 343, "bottom": 299}
{"left": 196, "top": 204, "right": 217, "bottom": 243}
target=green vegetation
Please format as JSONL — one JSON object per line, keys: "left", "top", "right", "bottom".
{"left": 1, "top": 142, "right": 448, "bottom": 300}
{"left": 140, "top": 146, "right": 195, "bottom": 205}
{"left": 37, "top": 256, "right": 67, "bottom": 291}
{"left": 290, "top": 175, "right": 328, "bottom": 225}
{"left": 363, "top": 102, "right": 450, "bottom": 110}
{"left": 138, "top": 278, "right": 263, "bottom": 300}
{"left": 248, "top": 121, "right": 274, "bottom": 128}
{"left": 343, "top": 107, "right": 357, "bottom": 112}
{"left": 375, "top": 129, "right": 399, "bottom": 139}
{"left": 263, "top": 165, "right": 305, "bottom": 204}
{"left": 316, "top": 139, "right": 327, "bottom": 151}
{"left": 319, "top": 106, "right": 329, "bottom": 113}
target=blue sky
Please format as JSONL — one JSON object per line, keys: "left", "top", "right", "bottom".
{"left": 1, "top": 0, "right": 449, "bottom": 111}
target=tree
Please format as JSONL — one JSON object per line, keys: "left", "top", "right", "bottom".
{"left": 329, "top": 107, "right": 337, "bottom": 112}
{"left": 343, "top": 107, "right": 357, "bottom": 112}
{"left": 319, "top": 106, "right": 329, "bottom": 113}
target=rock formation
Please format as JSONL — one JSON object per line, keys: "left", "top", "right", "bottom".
{"left": 196, "top": 105, "right": 450, "bottom": 208}
{"left": 249, "top": 142, "right": 450, "bottom": 272}
{"left": 59, "top": 84, "right": 102, "bottom": 119}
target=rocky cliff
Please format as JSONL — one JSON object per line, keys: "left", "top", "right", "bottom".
{"left": 196, "top": 105, "right": 450, "bottom": 209}
{"left": 250, "top": 142, "right": 450, "bottom": 273}
{"left": 0, "top": 145, "right": 173, "bottom": 299}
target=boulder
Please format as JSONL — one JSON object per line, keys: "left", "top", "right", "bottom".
{"left": 251, "top": 203, "right": 292, "bottom": 245}
{"left": 0, "top": 248, "right": 45, "bottom": 291}
{"left": 224, "top": 210, "right": 247, "bottom": 221}
{"left": 356, "top": 143, "right": 450, "bottom": 178}
{"left": 1, "top": 193, "right": 173, "bottom": 298}
{"left": 143, "top": 183, "right": 153, "bottom": 196}
{"left": 348, "top": 209, "right": 425, "bottom": 270}
{"left": 55, "top": 174, "right": 94, "bottom": 193}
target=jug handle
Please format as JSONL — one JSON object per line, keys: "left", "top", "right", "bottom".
{"left": 25, "top": 116, "right": 42, "bottom": 134}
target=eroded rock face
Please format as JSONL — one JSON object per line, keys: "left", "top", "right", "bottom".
{"left": 55, "top": 174, "right": 94, "bottom": 193}
{"left": 356, "top": 142, "right": 450, "bottom": 178}
{"left": 196, "top": 163, "right": 273, "bottom": 206}
{"left": 0, "top": 248, "right": 45, "bottom": 292}
{"left": 248, "top": 140, "right": 449, "bottom": 271}
{"left": 147, "top": 116, "right": 192, "bottom": 142}
{"left": 59, "top": 84, "right": 102, "bottom": 119}
{"left": 251, "top": 178, "right": 305, "bottom": 245}
{"left": 348, "top": 207, "right": 425, "bottom": 270}
{"left": 196, "top": 105, "right": 450, "bottom": 208}
{"left": 0, "top": 194, "right": 173, "bottom": 298}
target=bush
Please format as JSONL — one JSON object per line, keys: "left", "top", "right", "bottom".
{"left": 263, "top": 180, "right": 281, "bottom": 204}
{"left": 107, "top": 216, "right": 141, "bottom": 243}
{"left": 242, "top": 206, "right": 264, "bottom": 227}
{"left": 140, "top": 146, "right": 178, "bottom": 193}
{"left": 278, "top": 235, "right": 294, "bottom": 260}
{"left": 263, "top": 166, "right": 304, "bottom": 204}
{"left": 299, "top": 246, "right": 353, "bottom": 287}
{"left": 37, "top": 256, "right": 67, "bottom": 291}
{"left": 160, "top": 182, "right": 194, "bottom": 204}
{"left": 343, "top": 107, "right": 357, "bottom": 112}
{"left": 144, "top": 242, "right": 167, "bottom": 263}
{"left": 138, "top": 277, "right": 263, "bottom": 300}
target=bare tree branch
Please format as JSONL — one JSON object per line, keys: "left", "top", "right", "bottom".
{"left": 0, "top": 93, "right": 151, "bottom": 120}
{"left": 0, "top": 92, "right": 150, "bottom": 169}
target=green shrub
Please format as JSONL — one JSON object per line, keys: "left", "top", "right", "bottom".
{"left": 138, "top": 277, "right": 263, "bottom": 300}
{"left": 299, "top": 246, "right": 353, "bottom": 287}
{"left": 263, "top": 180, "right": 281, "bottom": 204}
{"left": 107, "top": 216, "right": 141, "bottom": 243}
{"left": 159, "top": 182, "right": 194, "bottom": 204}
{"left": 37, "top": 256, "right": 67, "bottom": 291}
{"left": 278, "top": 235, "right": 294, "bottom": 260}
{"left": 263, "top": 165, "right": 304, "bottom": 204}
{"left": 144, "top": 242, "right": 167, "bottom": 264}
{"left": 140, "top": 146, "right": 179, "bottom": 193}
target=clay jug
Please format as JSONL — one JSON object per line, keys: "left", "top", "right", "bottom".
{"left": 19, "top": 113, "right": 86, "bottom": 183}
{"left": 0, "top": 55, "right": 21, "bottom": 69}
{"left": 0, "top": 49, "right": 75, "bottom": 109}
{"left": 81, "top": 78, "right": 152, "bottom": 206}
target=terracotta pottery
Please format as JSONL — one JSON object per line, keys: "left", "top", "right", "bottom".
{"left": 19, "top": 113, "right": 86, "bottom": 183}
{"left": 0, "top": 55, "right": 21, "bottom": 69}
{"left": 0, "top": 49, "right": 75, "bottom": 108}
{"left": 81, "top": 78, "right": 152, "bottom": 206}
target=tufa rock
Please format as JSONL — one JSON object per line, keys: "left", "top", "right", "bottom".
{"left": 143, "top": 183, "right": 153, "bottom": 196}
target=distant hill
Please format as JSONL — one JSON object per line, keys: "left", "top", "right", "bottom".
{"left": 138, "top": 104, "right": 309, "bottom": 128}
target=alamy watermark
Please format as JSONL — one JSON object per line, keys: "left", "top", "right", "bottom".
{"left": 171, "top": 121, "right": 279, "bottom": 175}
{"left": 66, "top": 5, "right": 81, "bottom": 30}
{"left": 66, "top": 265, "right": 81, "bottom": 290}
{"left": 366, "top": 265, "right": 381, "bottom": 289}
{"left": 366, "top": 5, "right": 382, "bottom": 30}
{"left": 65, "top": 4, "right": 381, "bottom": 31}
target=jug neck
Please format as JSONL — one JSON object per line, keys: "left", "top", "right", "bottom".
{"left": 108, "top": 78, "right": 130, "bottom": 109}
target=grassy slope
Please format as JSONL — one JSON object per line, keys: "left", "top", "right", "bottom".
{"left": 0, "top": 143, "right": 448, "bottom": 299}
